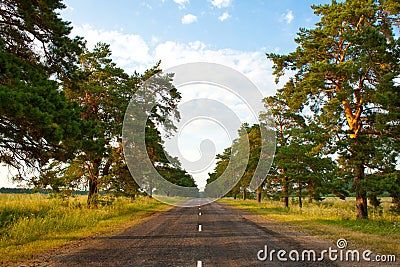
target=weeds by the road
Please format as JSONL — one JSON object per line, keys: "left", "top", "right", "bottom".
{"left": 0, "top": 194, "right": 170, "bottom": 263}
{"left": 220, "top": 197, "right": 399, "bottom": 256}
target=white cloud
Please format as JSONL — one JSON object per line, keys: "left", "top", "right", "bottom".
{"left": 210, "top": 0, "right": 232, "bottom": 8}
{"left": 218, "top": 12, "right": 230, "bottom": 22}
{"left": 69, "top": 25, "right": 283, "bottom": 107}
{"left": 151, "top": 35, "right": 160, "bottom": 46}
{"left": 153, "top": 41, "right": 280, "bottom": 99}
{"left": 173, "top": 0, "right": 189, "bottom": 9}
{"left": 282, "top": 10, "right": 294, "bottom": 24}
{"left": 69, "top": 25, "right": 283, "bottom": 98}
{"left": 141, "top": 2, "right": 152, "bottom": 9}
{"left": 181, "top": 14, "right": 198, "bottom": 24}
{"left": 71, "top": 24, "right": 152, "bottom": 73}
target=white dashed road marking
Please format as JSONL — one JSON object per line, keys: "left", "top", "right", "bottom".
{"left": 197, "top": 207, "right": 203, "bottom": 266}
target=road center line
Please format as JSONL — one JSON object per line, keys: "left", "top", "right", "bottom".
{"left": 197, "top": 260, "right": 202, "bottom": 267}
{"left": 198, "top": 224, "right": 202, "bottom": 232}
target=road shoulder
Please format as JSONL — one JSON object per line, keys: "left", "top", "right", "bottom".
{"left": 219, "top": 201, "right": 398, "bottom": 267}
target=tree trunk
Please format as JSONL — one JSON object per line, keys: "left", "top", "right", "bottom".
{"left": 392, "top": 195, "right": 400, "bottom": 212}
{"left": 87, "top": 159, "right": 101, "bottom": 208}
{"left": 256, "top": 186, "right": 262, "bottom": 203}
{"left": 282, "top": 175, "right": 289, "bottom": 208}
{"left": 298, "top": 179, "right": 302, "bottom": 209}
{"left": 242, "top": 189, "right": 246, "bottom": 200}
{"left": 233, "top": 194, "right": 237, "bottom": 200}
{"left": 87, "top": 177, "right": 99, "bottom": 207}
{"left": 149, "top": 183, "right": 153, "bottom": 198}
{"left": 355, "top": 163, "right": 368, "bottom": 219}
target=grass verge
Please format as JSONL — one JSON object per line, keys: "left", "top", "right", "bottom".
{"left": 0, "top": 193, "right": 171, "bottom": 264}
{"left": 219, "top": 197, "right": 400, "bottom": 257}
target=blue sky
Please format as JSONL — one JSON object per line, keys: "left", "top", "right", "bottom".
{"left": 57, "top": 0, "right": 333, "bottom": 96}
{"left": 61, "top": 0, "right": 330, "bottom": 53}
{"left": 1, "top": 0, "right": 333, "bottom": 189}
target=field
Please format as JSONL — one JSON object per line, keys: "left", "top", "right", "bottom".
{"left": 0, "top": 193, "right": 171, "bottom": 264}
{"left": 220, "top": 197, "right": 400, "bottom": 257}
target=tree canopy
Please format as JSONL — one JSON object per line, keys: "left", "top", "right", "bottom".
{"left": 267, "top": 0, "right": 400, "bottom": 218}
{"left": 0, "top": 0, "right": 83, "bottom": 173}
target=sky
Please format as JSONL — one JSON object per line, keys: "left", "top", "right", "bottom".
{"left": 0, "top": 0, "right": 333, "bottom": 189}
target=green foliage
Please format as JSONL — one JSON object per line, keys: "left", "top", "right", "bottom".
{"left": 267, "top": 0, "right": 400, "bottom": 219}
{"left": 205, "top": 124, "right": 264, "bottom": 199}
{"left": 0, "top": 0, "right": 83, "bottom": 171}
{"left": 24, "top": 41, "right": 186, "bottom": 205}
{"left": 1, "top": 2, "right": 190, "bottom": 204}
{"left": 262, "top": 92, "right": 346, "bottom": 209}
{"left": 143, "top": 120, "right": 197, "bottom": 197}
{"left": 61, "top": 43, "right": 188, "bottom": 204}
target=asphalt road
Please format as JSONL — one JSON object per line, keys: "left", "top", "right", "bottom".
{"left": 46, "top": 200, "right": 382, "bottom": 267}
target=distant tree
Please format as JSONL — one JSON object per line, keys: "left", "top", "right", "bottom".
{"left": 145, "top": 120, "right": 197, "bottom": 197}
{"left": 244, "top": 125, "right": 263, "bottom": 201}
{"left": 157, "top": 166, "right": 197, "bottom": 196}
{"left": 267, "top": 0, "right": 400, "bottom": 219}
{"left": 205, "top": 147, "right": 233, "bottom": 197}
{"left": 264, "top": 94, "right": 304, "bottom": 207}
{"left": 205, "top": 124, "right": 265, "bottom": 201}
{"left": 0, "top": 0, "right": 83, "bottom": 174}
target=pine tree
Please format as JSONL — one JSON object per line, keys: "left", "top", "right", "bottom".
{"left": 267, "top": 0, "right": 400, "bottom": 218}
{"left": 0, "top": 0, "right": 83, "bottom": 173}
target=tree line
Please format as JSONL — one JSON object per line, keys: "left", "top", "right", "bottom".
{"left": 206, "top": 0, "right": 400, "bottom": 219}
{"left": 0, "top": 0, "right": 196, "bottom": 206}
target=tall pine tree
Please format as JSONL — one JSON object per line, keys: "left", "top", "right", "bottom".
{"left": 267, "top": 0, "right": 400, "bottom": 219}
{"left": 0, "top": 0, "right": 83, "bottom": 174}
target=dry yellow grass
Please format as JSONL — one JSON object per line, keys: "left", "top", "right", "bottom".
{"left": 0, "top": 194, "right": 171, "bottom": 264}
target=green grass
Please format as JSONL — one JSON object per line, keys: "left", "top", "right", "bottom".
{"left": 0, "top": 193, "right": 171, "bottom": 264}
{"left": 220, "top": 197, "right": 400, "bottom": 256}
